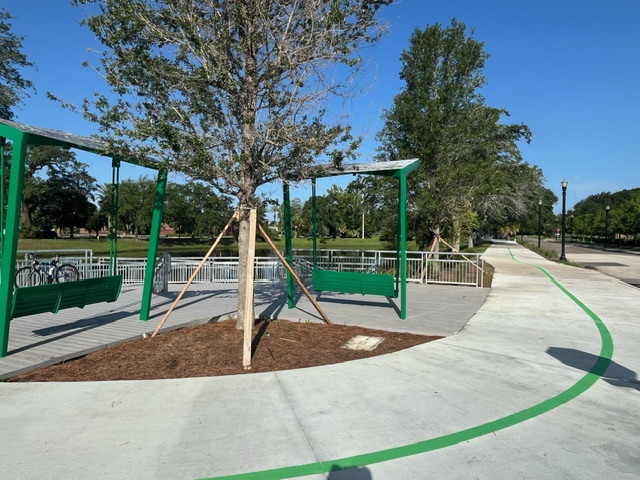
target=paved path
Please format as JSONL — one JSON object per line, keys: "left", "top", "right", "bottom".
{"left": 0, "top": 243, "right": 638, "bottom": 479}
{"left": 529, "top": 238, "right": 640, "bottom": 287}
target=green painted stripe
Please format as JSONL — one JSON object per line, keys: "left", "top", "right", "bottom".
{"left": 204, "top": 248, "right": 614, "bottom": 480}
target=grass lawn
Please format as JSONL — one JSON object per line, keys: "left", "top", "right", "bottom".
{"left": 17, "top": 235, "right": 423, "bottom": 258}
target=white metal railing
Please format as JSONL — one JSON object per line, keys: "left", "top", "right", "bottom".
{"left": 16, "top": 249, "right": 93, "bottom": 267}
{"left": 291, "top": 249, "right": 484, "bottom": 287}
{"left": 14, "top": 249, "right": 484, "bottom": 288}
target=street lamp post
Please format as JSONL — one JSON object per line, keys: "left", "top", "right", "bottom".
{"left": 560, "top": 179, "right": 568, "bottom": 261}
{"left": 537, "top": 199, "right": 542, "bottom": 248}
{"left": 605, "top": 205, "right": 610, "bottom": 248}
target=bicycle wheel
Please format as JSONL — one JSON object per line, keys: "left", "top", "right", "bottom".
{"left": 15, "top": 267, "right": 42, "bottom": 288}
{"left": 55, "top": 264, "right": 80, "bottom": 283}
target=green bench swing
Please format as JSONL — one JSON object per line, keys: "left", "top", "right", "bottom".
{"left": 312, "top": 269, "right": 396, "bottom": 297}
{"left": 0, "top": 118, "right": 168, "bottom": 358}
{"left": 306, "top": 176, "right": 400, "bottom": 299}
{"left": 282, "top": 159, "right": 420, "bottom": 319}
{"left": 11, "top": 275, "right": 123, "bottom": 319}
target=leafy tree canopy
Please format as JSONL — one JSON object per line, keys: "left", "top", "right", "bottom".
{"left": 0, "top": 8, "right": 34, "bottom": 119}
{"left": 377, "top": 19, "right": 541, "bottom": 249}
{"left": 19, "top": 146, "right": 97, "bottom": 234}
{"left": 164, "top": 180, "right": 235, "bottom": 237}
{"left": 70, "top": 0, "right": 390, "bottom": 205}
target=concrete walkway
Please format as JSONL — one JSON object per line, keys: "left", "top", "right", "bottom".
{"left": 0, "top": 243, "right": 638, "bottom": 479}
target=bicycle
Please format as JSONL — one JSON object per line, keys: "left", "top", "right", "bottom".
{"left": 15, "top": 253, "right": 81, "bottom": 288}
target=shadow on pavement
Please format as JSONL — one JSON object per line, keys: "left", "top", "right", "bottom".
{"left": 547, "top": 347, "right": 640, "bottom": 391}
{"left": 328, "top": 465, "right": 372, "bottom": 479}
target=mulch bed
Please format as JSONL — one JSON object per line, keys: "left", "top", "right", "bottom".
{"left": 8, "top": 319, "right": 440, "bottom": 382}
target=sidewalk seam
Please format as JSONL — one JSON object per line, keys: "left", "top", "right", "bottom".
{"left": 273, "top": 371, "right": 329, "bottom": 477}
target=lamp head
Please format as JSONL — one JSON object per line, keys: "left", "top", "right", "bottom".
{"left": 606, "top": 205, "right": 610, "bottom": 211}
{"left": 561, "top": 179, "right": 568, "bottom": 189}
{"left": 538, "top": 199, "right": 542, "bottom": 206}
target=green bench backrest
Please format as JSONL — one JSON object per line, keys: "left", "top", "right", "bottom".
{"left": 11, "top": 275, "right": 123, "bottom": 319}
{"left": 312, "top": 269, "right": 396, "bottom": 297}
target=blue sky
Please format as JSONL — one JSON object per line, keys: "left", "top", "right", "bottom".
{"left": 5, "top": 0, "right": 640, "bottom": 211}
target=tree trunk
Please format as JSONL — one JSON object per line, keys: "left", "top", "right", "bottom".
{"left": 236, "top": 207, "right": 255, "bottom": 331}
{"left": 20, "top": 201, "right": 31, "bottom": 227}
{"left": 432, "top": 225, "right": 441, "bottom": 254}
{"left": 468, "top": 235, "right": 474, "bottom": 249}
{"left": 452, "top": 217, "right": 461, "bottom": 252}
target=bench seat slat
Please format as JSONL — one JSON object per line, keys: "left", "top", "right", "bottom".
{"left": 312, "top": 269, "right": 396, "bottom": 297}
{"left": 11, "top": 276, "right": 123, "bottom": 319}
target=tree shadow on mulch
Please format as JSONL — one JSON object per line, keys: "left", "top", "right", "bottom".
{"left": 8, "top": 319, "right": 441, "bottom": 382}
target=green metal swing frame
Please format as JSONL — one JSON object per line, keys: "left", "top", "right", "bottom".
{"left": 0, "top": 119, "right": 167, "bottom": 357}
{"left": 283, "top": 159, "right": 420, "bottom": 319}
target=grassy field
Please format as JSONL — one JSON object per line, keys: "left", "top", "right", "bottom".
{"left": 16, "top": 235, "right": 422, "bottom": 258}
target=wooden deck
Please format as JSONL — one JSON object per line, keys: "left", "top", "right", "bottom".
{"left": 0, "top": 281, "right": 489, "bottom": 379}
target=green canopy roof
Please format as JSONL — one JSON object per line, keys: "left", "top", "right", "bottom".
{"left": 0, "top": 119, "right": 161, "bottom": 169}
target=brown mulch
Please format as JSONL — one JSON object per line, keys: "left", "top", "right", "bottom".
{"left": 8, "top": 320, "right": 440, "bottom": 382}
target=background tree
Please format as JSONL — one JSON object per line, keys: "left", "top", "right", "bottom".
{"left": 0, "top": 8, "right": 34, "bottom": 119}
{"left": 377, "top": 19, "right": 539, "bottom": 251}
{"left": 306, "top": 183, "right": 383, "bottom": 239}
{"left": 32, "top": 180, "right": 96, "bottom": 237}
{"left": 342, "top": 174, "right": 401, "bottom": 247}
{"left": 572, "top": 188, "right": 640, "bottom": 244}
{"left": 85, "top": 209, "right": 109, "bottom": 238}
{"left": 517, "top": 187, "right": 558, "bottom": 238}
{"left": 71, "top": 0, "right": 391, "bottom": 329}
{"left": 164, "top": 183, "right": 198, "bottom": 237}
{"left": 283, "top": 198, "right": 305, "bottom": 238}
{"left": 620, "top": 191, "right": 640, "bottom": 246}
{"left": 17, "top": 146, "right": 76, "bottom": 226}
{"left": 476, "top": 164, "right": 548, "bottom": 238}
{"left": 21, "top": 146, "right": 96, "bottom": 236}
{"left": 164, "top": 180, "right": 234, "bottom": 237}
{"left": 98, "top": 177, "right": 157, "bottom": 239}
{"left": 345, "top": 178, "right": 386, "bottom": 238}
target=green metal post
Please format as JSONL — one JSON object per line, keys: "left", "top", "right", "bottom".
{"left": 312, "top": 178, "right": 317, "bottom": 269}
{"left": 109, "top": 160, "right": 121, "bottom": 276}
{"left": 283, "top": 183, "right": 295, "bottom": 308}
{"left": 140, "top": 169, "right": 168, "bottom": 320}
{"left": 398, "top": 171, "right": 407, "bottom": 319}
{"left": 0, "top": 133, "right": 28, "bottom": 356}
{"left": 0, "top": 137, "right": 5, "bottom": 257}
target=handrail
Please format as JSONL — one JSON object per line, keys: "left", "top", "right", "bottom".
{"left": 15, "top": 249, "right": 485, "bottom": 288}
{"left": 17, "top": 249, "right": 93, "bottom": 264}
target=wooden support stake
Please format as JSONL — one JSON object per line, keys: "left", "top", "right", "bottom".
{"left": 420, "top": 236, "right": 439, "bottom": 283}
{"left": 438, "top": 236, "right": 486, "bottom": 274}
{"left": 242, "top": 208, "right": 257, "bottom": 369}
{"left": 150, "top": 211, "right": 238, "bottom": 338}
{"left": 258, "top": 223, "right": 332, "bottom": 326}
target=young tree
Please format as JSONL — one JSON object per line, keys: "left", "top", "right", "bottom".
{"left": 71, "top": 0, "right": 390, "bottom": 329}
{"left": 377, "top": 19, "right": 537, "bottom": 250}
{"left": 0, "top": 8, "right": 34, "bottom": 119}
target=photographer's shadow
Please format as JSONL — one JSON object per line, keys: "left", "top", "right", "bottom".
{"left": 327, "top": 465, "right": 372, "bottom": 479}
